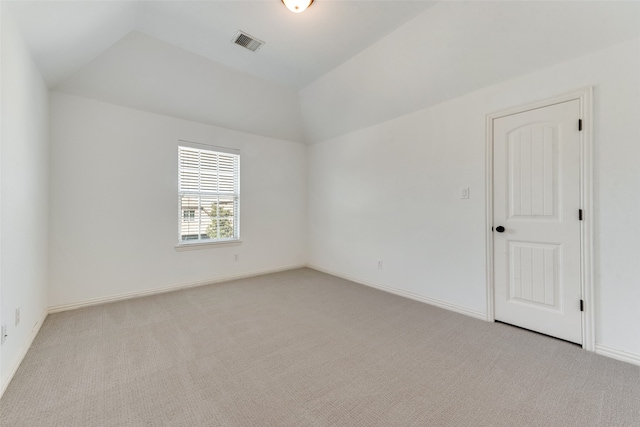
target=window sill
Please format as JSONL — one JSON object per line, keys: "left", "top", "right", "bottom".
{"left": 175, "top": 240, "right": 242, "bottom": 251}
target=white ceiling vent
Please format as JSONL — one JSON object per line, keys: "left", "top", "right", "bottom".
{"left": 232, "top": 31, "right": 264, "bottom": 52}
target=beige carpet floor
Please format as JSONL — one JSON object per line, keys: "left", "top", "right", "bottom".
{"left": 1, "top": 268, "right": 639, "bottom": 426}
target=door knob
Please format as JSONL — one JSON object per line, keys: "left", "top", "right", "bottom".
{"left": 495, "top": 226, "right": 505, "bottom": 233}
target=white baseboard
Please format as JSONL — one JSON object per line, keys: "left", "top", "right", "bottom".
{"left": 595, "top": 344, "right": 640, "bottom": 367}
{"left": 0, "top": 309, "right": 48, "bottom": 399}
{"left": 48, "top": 264, "right": 306, "bottom": 314}
{"left": 307, "top": 264, "right": 487, "bottom": 321}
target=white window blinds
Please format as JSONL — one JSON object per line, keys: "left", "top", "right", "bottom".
{"left": 178, "top": 143, "right": 240, "bottom": 243}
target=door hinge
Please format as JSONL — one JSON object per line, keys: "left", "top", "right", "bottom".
{"left": 580, "top": 299, "right": 584, "bottom": 312}
{"left": 578, "top": 119, "right": 583, "bottom": 131}
{"left": 579, "top": 209, "right": 583, "bottom": 220}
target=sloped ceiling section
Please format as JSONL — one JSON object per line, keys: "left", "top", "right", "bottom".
{"left": 4, "top": 1, "right": 138, "bottom": 88}
{"left": 55, "top": 32, "right": 306, "bottom": 143}
{"left": 6, "top": 0, "right": 436, "bottom": 144}
{"left": 299, "top": 1, "right": 640, "bottom": 144}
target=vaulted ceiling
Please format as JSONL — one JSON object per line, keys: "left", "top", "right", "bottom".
{"left": 6, "top": 1, "right": 436, "bottom": 90}
{"left": 5, "top": 1, "right": 640, "bottom": 144}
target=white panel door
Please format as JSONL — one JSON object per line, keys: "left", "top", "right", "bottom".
{"left": 493, "top": 100, "right": 582, "bottom": 344}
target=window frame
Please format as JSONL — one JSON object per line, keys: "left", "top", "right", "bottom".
{"left": 177, "top": 140, "right": 240, "bottom": 247}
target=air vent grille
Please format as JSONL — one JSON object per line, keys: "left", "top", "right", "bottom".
{"left": 233, "top": 31, "right": 264, "bottom": 52}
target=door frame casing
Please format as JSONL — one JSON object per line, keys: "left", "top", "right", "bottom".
{"left": 485, "top": 87, "right": 594, "bottom": 351}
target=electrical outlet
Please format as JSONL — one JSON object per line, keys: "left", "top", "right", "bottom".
{"left": 377, "top": 260, "right": 383, "bottom": 269}
{"left": 234, "top": 254, "right": 239, "bottom": 262}
{"left": 1, "top": 324, "right": 7, "bottom": 345}
{"left": 15, "top": 308, "right": 20, "bottom": 326}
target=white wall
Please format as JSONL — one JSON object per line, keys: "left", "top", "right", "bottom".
{"left": 49, "top": 92, "right": 307, "bottom": 308}
{"left": 0, "top": 10, "right": 50, "bottom": 389}
{"left": 307, "top": 37, "right": 640, "bottom": 357}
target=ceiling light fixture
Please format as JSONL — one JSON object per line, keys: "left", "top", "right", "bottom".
{"left": 281, "top": 0, "right": 314, "bottom": 13}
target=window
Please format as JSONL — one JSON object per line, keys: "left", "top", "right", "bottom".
{"left": 178, "top": 141, "right": 240, "bottom": 244}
